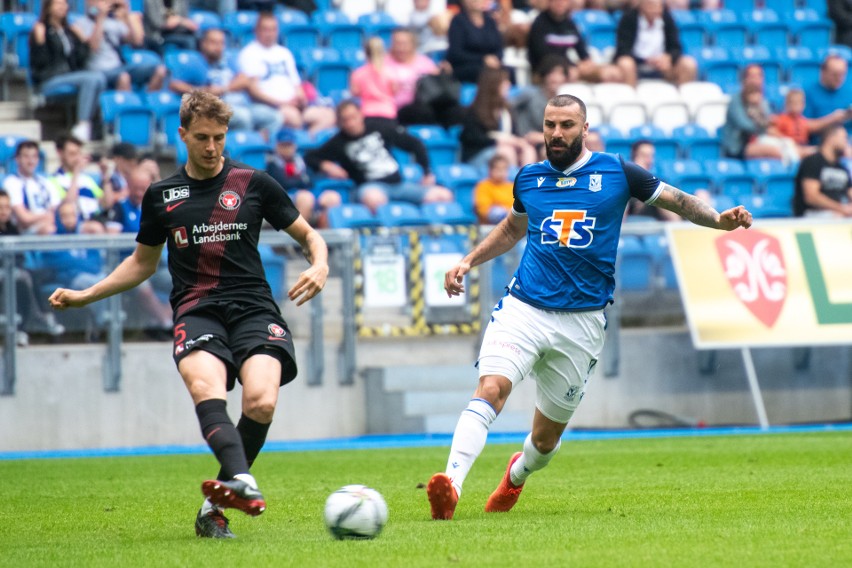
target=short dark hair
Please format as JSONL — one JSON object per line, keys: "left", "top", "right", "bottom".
{"left": 546, "top": 94, "right": 587, "bottom": 121}
{"left": 630, "top": 139, "right": 654, "bottom": 160}
{"left": 820, "top": 124, "right": 847, "bottom": 145}
{"left": 488, "top": 154, "right": 509, "bottom": 169}
{"left": 55, "top": 133, "right": 84, "bottom": 151}
{"left": 110, "top": 142, "right": 138, "bottom": 160}
{"left": 0, "top": 189, "right": 10, "bottom": 200}
{"left": 14, "top": 140, "right": 39, "bottom": 157}
{"left": 335, "top": 99, "right": 361, "bottom": 121}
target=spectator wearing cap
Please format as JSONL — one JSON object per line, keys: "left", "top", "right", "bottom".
{"left": 267, "top": 128, "right": 341, "bottom": 228}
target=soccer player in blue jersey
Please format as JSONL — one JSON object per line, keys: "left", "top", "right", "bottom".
{"left": 426, "top": 94, "right": 753, "bottom": 520}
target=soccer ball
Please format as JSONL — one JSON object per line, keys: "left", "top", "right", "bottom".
{"left": 323, "top": 484, "right": 388, "bottom": 540}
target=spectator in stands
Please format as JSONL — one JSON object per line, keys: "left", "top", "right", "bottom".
{"left": 473, "top": 154, "right": 514, "bottom": 224}
{"left": 409, "top": 0, "right": 452, "bottom": 55}
{"left": 350, "top": 37, "right": 399, "bottom": 129}
{"left": 829, "top": 0, "right": 852, "bottom": 48}
{"left": 267, "top": 128, "right": 340, "bottom": 228}
{"left": 512, "top": 55, "right": 570, "bottom": 150}
{"left": 304, "top": 100, "right": 453, "bottom": 212}
{"left": 527, "top": 0, "right": 622, "bottom": 83}
{"left": 770, "top": 89, "right": 817, "bottom": 161}
{"left": 77, "top": 0, "right": 167, "bottom": 94}
{"left": 446, "top": 0, "right": 505, "bottom": 84}
{"left": 102, "top": 141, "right": 139, "bottom": 200}
{"left": 30, "top": 0, "right": 107, "bottom": 144}
{"left": 2, "top": 141, "right": 59, "bottom": 235}
{"left": 721, "top": 69, "right": 798, "bottom": 163}
{"left": 460, "top": 67, "right": 538, "bottom": 169}
{"left": 48, "top": 134, "right": 112, "bottom": 233}
{"left": 625, "top": 140, "right": 679, "bottom": 221}
{"left": 0, "top": 189, "right": 66, "bottom": 344}
{"left": 388, "top": 28, "right": 465, "bottom": 129}
{"left": 238, "top": 12, "right": 336, "bottom": 134}
{"left": 104, "top": 168, "right": 173, "bottom": 331}
{"left": 170, "top": 28, "right": 281, "bottom": 137}
{"left": 793, "top": 125, "right": 852, "bottom": 218}
{"left": 142, "top": 0, "right": 198, "bottom": 54}
{"left": 279, "top": 0, "right": 316, "bottom": 14}
{"left": 803, "top": 55, "right": 852, "bottom": 136}
{"left": 586, "top": 128, "right": 605, "bottom": 152}
{"left": 613, "top": 0, "right": 697, "bottom": 87}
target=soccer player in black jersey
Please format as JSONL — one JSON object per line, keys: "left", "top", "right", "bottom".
{"left": 49, "top": 91, "right": 329, "bottom": 539}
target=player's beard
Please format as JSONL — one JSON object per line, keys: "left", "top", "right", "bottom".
{"left": 546, "top": 133, "right": 584, "bottom": 171}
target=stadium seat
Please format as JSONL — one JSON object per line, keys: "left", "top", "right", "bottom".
{"left": 325, "top": 24, "right": 365, "bottom": 51}
{"left": 692, "top": 102, "right": 728, "bottom": 136}
{"left": 434, "top": 163, "right": 481, "bottom": 188}
{"left": 608, "top": 103, "right": 648, "bottom": 133}
{"left": 699, "top": 9, "right": 738, "bottom": 30}
{"left": 592, "top": 82, "right": 638, "bottom": 116}
{"left": 627, "top": 125, "right": 678, "bottom": 161}
{"left": 762, "top": 173, "right": 795, "bottom": 201}
{"left": 277, "top": 8, "right": 309, "bottom": 26}
{"left": 222, "top": 11, "right": 259, "bottom": 47}
{"left": 678, "top": 23, "right": 706, "bottom": 51}
{"left": 557, "top": 82, "right": 594, "bottom": 102}
{"left": 704, "top": 158, "right": 745, "bottom": 176}
{"left": 738, "top": 193, "right": 793, "bottom": 218}
{"left": 754, "top": 24, "right": 790, "bottom": 50}
{"left": 459, "top": 83, "right": 477, "bottom": 106}
{"left": 228, "top": 130, "right": 272, "bottom": 170}
{"left": 401, "top": 163, "right": 424, "bottom": 183}
{"left": 295, "top": 47, "right": 342, "bottom": 77}
{"left": 618, "top": 235, "right": 654, "bottom": 291}
{"left": 421, "top": 202, "right": 476, "bottom": 225}
{"left": 312, "top": 62, "right": 352, "bottom": 95}
{"left": 702, "top": 61, "right": 740, "bottom": 93}
{"left": 357, "top": 12, "right": 398, "bottom": 27}
{"left": 312, "top": 178, "right": 355, "bottom": 204}
{"left": 723, "top": 0, "right": 753, "bottom": 16}
{"left": 794, "top": 22, "right": 833, "bottom": 47}
{"left": 447, "top": 179, "right": 477, "bottom": 215}
{"left": 259, "top": 245, "right": 285, "bottom": 300}
{"left": 422, "top": 140, "right": 459, "bottom": 168}
{"left": 715, "top": 24, "right": 749, "bottom": 49}
{"left": 145, "top": 91, "right": 182, "bottom": 151}
{"left": 746, "top": 159, "right": 788, "bottom": 177}
{"left": 311, "top": 9, "right": 351, "bottom": 29}
{"left": 788, "top": 61, "right": 821, "bottom": 87}
{"left": 100, "top": 91, "right": 155, "bottom": 149}
{"left": 650, "top": 104, "right": 691, "bottom": 136}
{"left": 189, "top": 10, "right": 223, "bottom": 34}
{"left": 165, "top": 50, "right": 208, "bottom": 87}
{"left": 406, "top": 124, "right": 449, "bottom": 143}
{"left": 376, "top": 202, "right": 428, "bottom": 227}
{"left": 776, "top": 45, "right": 818, "bottom": 65}
{"left": 0, "top": 135, "right": 26, "bottom": 174}
{"left": 644, "top": 235, "right": 678, "bottom": 290}
{"left": 282, "top": 24, "right": 321, "bottom": 51}
{"left": 606, "top": 138, "right": 633, "bottom": 159}
{"left": 659, "top": 159, "right": 712, "bottom": 194}
{"left": 679, "top": 81, "right": 727, "bottom": 115}
{"left": 715, "top": 173, "right": 757, "bottom": 199}
{"left": 327, "top": 203, "right": 380, "bottom": 229}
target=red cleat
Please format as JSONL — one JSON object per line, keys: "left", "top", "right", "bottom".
{"left": 201, "top": 478, "right": 266, "bottom": 517}
{"left": 485, "top": 452, "right": 524, "bottom": 513}
{"left": 426, "top": 473, "right": 458, "bottom": 520}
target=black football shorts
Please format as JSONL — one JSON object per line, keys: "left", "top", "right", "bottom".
{"left": 172, "top": 300, "right": 297, "bottom": 390}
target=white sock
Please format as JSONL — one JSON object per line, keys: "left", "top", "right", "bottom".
{"left": 510, "top": 433, "right": 561, "bottom": 486}
{"left": 233, "top": 473, "right": 258, "bottom": 489}
{"left": 445, "top": 398, "right": 497, "bottom": 497}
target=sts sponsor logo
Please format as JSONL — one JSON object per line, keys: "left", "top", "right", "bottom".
{"left": 541, "top": 210, "right": 595, "bottom": 248}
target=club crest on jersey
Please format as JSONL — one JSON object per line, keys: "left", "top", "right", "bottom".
{"left": 589, "top": 174, "right": 602, "bottom": 192}
{"left": 541, "top": 209, "right": 596, "bottom": 248}
{"left": 172, "top": 227, "right": 189, "bottom": 248}
{"left": 219, "top": 191, "right": 241, "bottom": 210}
{"left": 556, "top": 177, "right": 576, "bottom": 188}
{"left": 163, "top": 186, "right": 190, "bottom": 203}
{"left": 268, "top": 323, "right": 286, "bottom": 337}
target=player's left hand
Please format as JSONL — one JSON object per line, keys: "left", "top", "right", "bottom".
{"left": 288, "top": 264, "right": 328, "bottom": 306}
{"left": 718, "top": 205, "right": 753, "bottom": 230}
{"left": 444, "top": 261, "right": 471, "bottom": 297}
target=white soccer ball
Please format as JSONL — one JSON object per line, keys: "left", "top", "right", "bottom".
{"left": 323, "top": 484, "right": 388, "bottom": 540}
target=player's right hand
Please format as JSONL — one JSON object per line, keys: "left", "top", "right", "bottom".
{"left": 444, "top": 261, "right": 470, "bottom": 297}
{"left": 48, "top": 288, "right": 88, "bottom": 310}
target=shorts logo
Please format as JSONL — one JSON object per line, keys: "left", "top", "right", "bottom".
{"left": 163, "top": 186, "right": 190, "bottom": 203}
{"left": 172, "top": 227, "right": 189, "bottom": 248}
{"left": 219, "top": 191, "right": 241, "bottom": 210}
{"left": 268, "top": 323, "right": 286, "bottom": 337}
{"left": 556, "top": 177, "right": 576, "bottom": 188}
{"left": 175, "top": 344, "right": 184, "bottom": 355}
{"left": 565, "top": 386, "right": 579, "bottom": 401}
{"left": 541, "top": 209, "right": 596, "bottom": 248}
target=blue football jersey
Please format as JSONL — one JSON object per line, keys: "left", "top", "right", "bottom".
{"left": 508, "top": 151, "right": 662, "bottom": 311}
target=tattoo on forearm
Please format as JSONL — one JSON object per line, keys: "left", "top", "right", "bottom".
{"left": 303, "top": 232, "right": 316, "bottom": 263}
{"left": 668, "top": 186, "right": 719, "bottom": 228}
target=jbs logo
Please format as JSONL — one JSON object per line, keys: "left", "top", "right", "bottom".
{"left": 163, "top": 186, "right": 190, "bottom": 203}
{"left": 541, "top": 210, "right": 596, "bottom": 248}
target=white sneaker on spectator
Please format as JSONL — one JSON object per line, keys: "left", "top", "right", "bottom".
{"left": 71, "top": 121, "right": 91, "bottom": 143}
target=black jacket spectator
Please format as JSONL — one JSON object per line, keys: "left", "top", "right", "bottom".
{"left": 446, "top": 9, "right": 504, "bottom": 84}
{"left": 30, "top": 23, "right": 90, "bottom": 86}
{"left": 614, "top": 7, "right": 684, "bottom": 63}
{"left": 526, "top": 9, "right": 589, "bottom": 75}
{"left": 829, "top": 0, "right": 852, "bottom": 48}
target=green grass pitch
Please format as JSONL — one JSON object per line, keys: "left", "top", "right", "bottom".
{"left": 1, "top": 432, "right": 850, "bottom": 567}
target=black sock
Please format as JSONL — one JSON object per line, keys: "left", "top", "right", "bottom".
{"left": 195, "top": 399, "right": 249, "bottom": 480}
{"left": 217, "top": 414, "right": 271, "bottom": 481}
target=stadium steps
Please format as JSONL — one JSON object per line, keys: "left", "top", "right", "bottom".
{"left": 0, "top": 101, "right": 40, "bottom": 140}
{"left": 363, "top": 365, "right": 531, "bottom": 435}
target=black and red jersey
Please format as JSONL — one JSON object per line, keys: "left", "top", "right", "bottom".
{"left": 137, "top": 158, "right": 299, "bottom": 316}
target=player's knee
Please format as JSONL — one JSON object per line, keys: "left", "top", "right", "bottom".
{"left": 530, "top": 432, "right": 559, "bottom": 455}
{"left": 244, "top": 396, "right": 276, "bottom": 423}
{"left": 475, "top": 375, "right": 511, "bottom": 411}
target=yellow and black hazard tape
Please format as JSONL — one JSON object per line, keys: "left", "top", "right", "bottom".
{"left": 354, "top": 225, "right": 481, "bottom": 337}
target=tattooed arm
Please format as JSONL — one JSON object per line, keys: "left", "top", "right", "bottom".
{"left": 653, "top": 183, "right": 753, "bottom": 231}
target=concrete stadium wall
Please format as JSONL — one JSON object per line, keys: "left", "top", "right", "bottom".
{"left": 1, "top": 330, "right": 850, "bottom": 453}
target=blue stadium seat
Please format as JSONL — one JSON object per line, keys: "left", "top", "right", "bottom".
{"left": 423, "top": 140, "right": 459, "bottom": 168}
{"left": 376, "top": 202, "right": 428, "bottom": 227}
{"left": 364, "top": 23, "right": 398, "bottom": 48}
{"left": 659, "top": 159, "right": 712, "bottom": 194}
{"left": 459, "top": 83, "right": 477, "bottom": 106}
{"left": 282, "top": 24, "right": 321, "bottom": 51}
{"left": 312, "top": 178, "right": 355, "bottom": 204}
{"left": 401, "top": 163, "right": 424, "bottom": 183}
{"left": 762, "top": 173, "right": 795, "bottom": 201}
{"left": 746, "top": 159, "right": 788, "bottom": 177}
{"left": 311, "top": 9, "right": 351, "bottom": 28}
{"left": 327, "top": 204, "right": 379, "bottom": 229}
{"left": 822, "top": 44, "right": 852, "bottom": 60}
{"left": 447, "top": 179, "right": 477, "bottom": 215}
{"left": 715, "top": 24, "right": 749, "bottom": 49}
{"left": 716, "top": 173, "right": 757, "bottom": 199}
{"left": 704, "top": 158, "right": 746, "bottom": 177}
{"left": 582, "top": 23, "right": 616, "bottom": 51}
{"left": 407, "top": 124, "right": 450, "bottom": 142}
{"left": 711, "top": 194, "right": 736, "bottom": 212}
{"left": 145, "top": 91, "right": 182, "bottom": 151}
{"left": 788, "top": 60, "right": 821, "bottom": 87}
{"left": 794, "top": 22, "right": 833, "bottom": 47}
{"left": 295, "top": 47, "right": 342, "bottom": 76}
{"left": 628, "top": 125, "right": 678, "bottom": 162}
{"left": 573, "top": 9, "right": 615, "bottom": 27}
{"left": 189, "top": 10, "right": 223, "bottom": 34}
{"left": 325, "top": 24, "right": 365, "bottom": 51}
{"left": 276, "top": 8, "right": 309, "bottom": 26}
{"left": 753, "top": 24, "right": 790, "bottom": 50}
{"left": 741, "top": 8, "right": 780, "bottom": 27}
{"left": 421, "top": 202, "right": 476, "bottom": 225}
{"left": 739, "top": 193, "right": 793, "bottom": 218}
{"left": 776, "top": 45, "right": 818, "bottom": 65}
{"left": 100, "top": 91, "right": 155, "bottom": 149}
{"left": 699, "top": 9, "right": 738, "bottom": 31}
{"left": 222, "top": 11, "right": 259, "bottom": 47}
{"left": 618, "top": 235, "right": 654, "bottom": 291}
{"left": 165, "top": 50, "right": 208, "bottom": 87}
{"left": 678, "top": 23, "right": 706, "bottom": 52}
{"left": 259, "top": 244, "right": 285, "bottom": 300}
{"left": 0, "top": 135, "right": 26, "bottom": 174}
{"left": 357, "top": 12, "right": 398, "bottom": 27}
{"left": 644, "top": 235, "right": 677, "bottom": 289}
{"left": 672, "top": 124, "right": 720, "bottom": 160}
{"left": 732, "top": 46, "right": 782, "bottom": 88}
{"left": 702, "top": 61, "right": 740, "bottom": 93}
{"left": 227, "top": 130, "right": 272, "bottom": 170}
{"left": 434, "top": 163, "right": 481, "bottom": 187}
{"left": 312, "top": 61, "right": 352, "bottom": 95}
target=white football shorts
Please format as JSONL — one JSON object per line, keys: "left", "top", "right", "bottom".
{"left": 477, "top": 294, "right": 606, "bottom": 424}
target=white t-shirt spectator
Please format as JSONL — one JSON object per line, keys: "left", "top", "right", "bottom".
{"left": 238, "top": 41, "right": 301, "bottom": 103}
{"left": 76, "top": 16, "right": 128, "bottom": 71}
{"left": 3, "top": 173, "right": 60, "bottom": 214}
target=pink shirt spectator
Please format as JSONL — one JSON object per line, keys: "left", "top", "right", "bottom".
{"left": 350, "top": 63, "right": 398, "bottom": 119}
{"left": 385, "top": 54, "right": 438, "bottom": 108}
